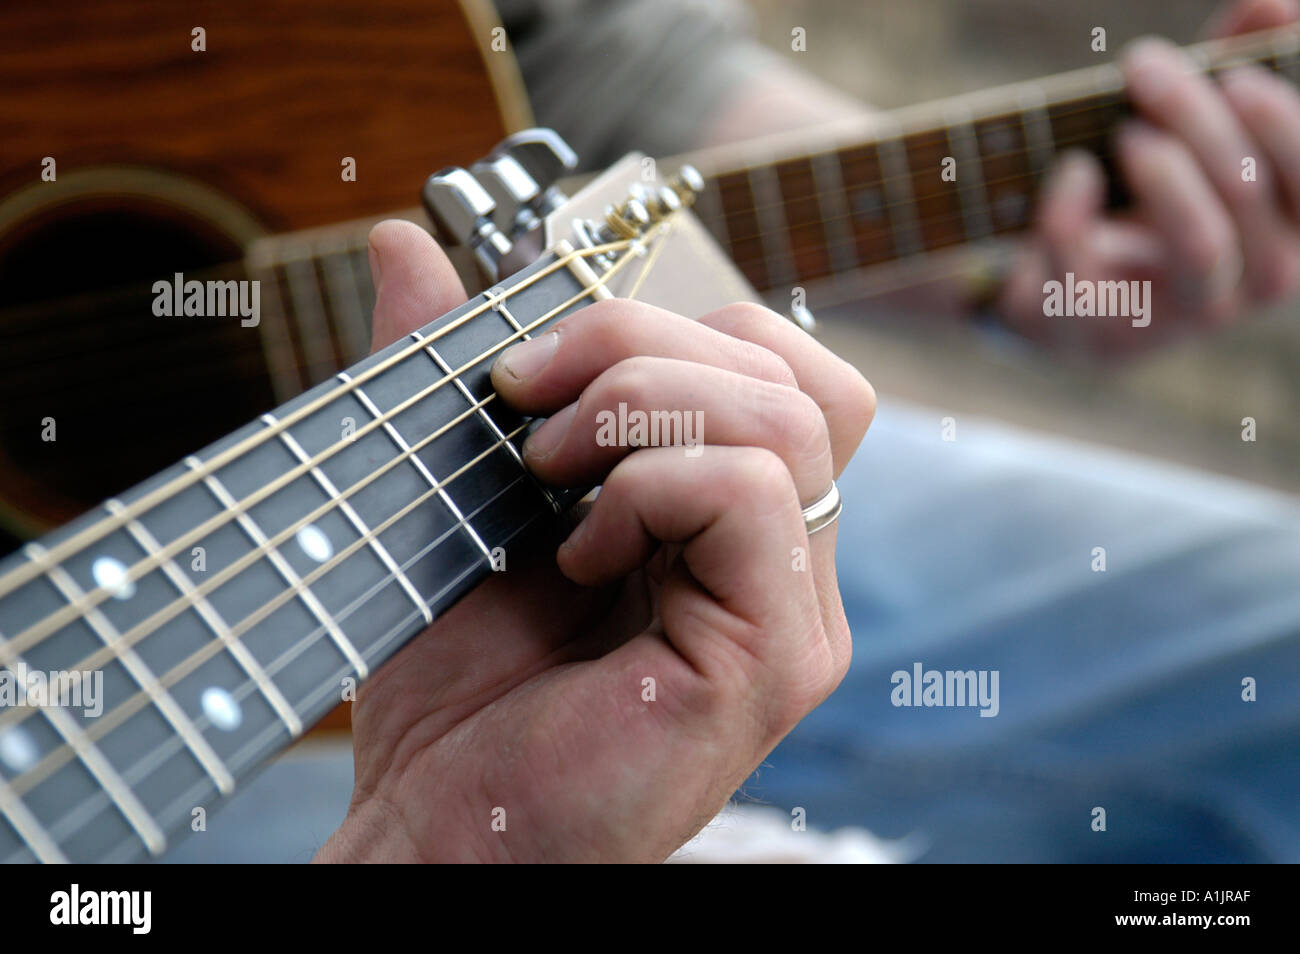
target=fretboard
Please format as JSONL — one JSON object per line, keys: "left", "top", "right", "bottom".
{"left": 0, "top": 239, "right": 614, "bottom": 863}
{"left": 241, "top": 25, "right": 1300, "bottom": 368}
{"left": 682, "top": 25, "right": 1300, "bottom": 297}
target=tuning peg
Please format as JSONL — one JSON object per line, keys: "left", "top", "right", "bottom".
{"left": 627, "top": 183, "right": 682, "bottom": 221}
{"left": 470, "top": 154, "right": 543, "bottom": 239}
{"left": 490, "top": 128, "right": 578, "bottom": 217}
{"left": 604, "top": 197, "right": 651, "bottom": 239}
{"left": 422, "top": 166, "right": 513, "bottom": 279}
{"left": 668, "top": 164, "right": 705, "bottom": 206}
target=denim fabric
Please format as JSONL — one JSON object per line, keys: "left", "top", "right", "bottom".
{"left": 738, "top": 400, "right": 1300, "bottom": 862}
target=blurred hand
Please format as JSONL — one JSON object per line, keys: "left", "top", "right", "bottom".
{"left": 997, "top": 0, "right": 1300, "bottom": 355}
{"left": 315, "top": 220, "right": 874, "bottom": 862}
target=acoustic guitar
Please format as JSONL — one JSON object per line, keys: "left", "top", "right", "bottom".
{"left": 3, "top": 11, "right": 1297, "bottom": 548}
{"left": 0, "top": 119, "right": 753, "bottom": 860}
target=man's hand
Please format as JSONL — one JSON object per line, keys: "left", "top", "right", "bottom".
{"left": 314, "top": 220, "right": 874, "bottom": 862}
{"left": 997, "top": 0, "right": 1300, "bottom": 353}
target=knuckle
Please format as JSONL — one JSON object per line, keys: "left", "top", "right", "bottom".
{"left": 727, "top": 447, "right": 797, "bottom": 509}
{"left": 561, "top": 298, "right": 640, "bottom": 350}
{"left": 763, "top": 385, "right": 832, "bottom": 471}
{"left": 718, "top": 300, "right": 785, "bottom": 337}
{"left": 736, "top": 340, "right": 799, "bottom": 388}
{"left": 594, "top": 354, "right": 661, "bottom": 409}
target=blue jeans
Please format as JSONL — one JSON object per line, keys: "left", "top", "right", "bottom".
{"left": 739, "top": 399, "right": 1300, "bottom": 862}
{"left": 162, "top": 399, "right": 1300, "bottom": 862}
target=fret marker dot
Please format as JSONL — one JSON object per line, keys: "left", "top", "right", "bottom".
{"left": 91, "top": 556, "right": 136, "bottom": 600}
{"left": 296, "top": 524, "right": 332, "bottom": 563}
{"left": 201, "top": 687, "right": 242, "bottom": 732}
{"left": 0, "top": 727, "right": 37, "bottom": 773}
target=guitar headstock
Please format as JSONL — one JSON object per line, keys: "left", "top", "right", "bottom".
{"left": 422, "top": 129, "right": 757, "bottom": 317}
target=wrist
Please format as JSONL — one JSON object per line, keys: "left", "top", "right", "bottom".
{"left": 314, "top": 795, "right": 419, "bottom": 864}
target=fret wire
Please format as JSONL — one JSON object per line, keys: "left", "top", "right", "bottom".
{"left": 245, "top": 255, "right": 305, "bottom": 403}
{"left": 48, "top": 470, "right": 531, "bottom": 863}
{"left": 265, "top": 414, "right": 432, "bottom": 627}
{"left": 874, "top": 128, "right": 924, "bottom": 259}
{"left": 0, "top": 625, "right": 165, "bottom": 855}
{"left": 0, "top": 388, "right": 501, "bottom": 728}
{"left": 374, "top": 346, "right": 499, "bottom": 568}
{"left": 0, "top": 775, "right": 65, "bottom": 863}
{"left": 1018, "top": 83, "right": 1057, "bottom": 185}
{"left": 282, "top": 251, "right": 341, "bottom": 383}
{"left": 810, "top": 149, "right": 859, "bottom": 276}
{"left": 688, "top": 23, "right": 1295, "bottom": 181}
{"left": 704, "top": 84, "right": 1144, "bottom": 263}
{"left": 193, "top": 452, "right": 374, "bottom": 678}
{"left": 723, "top": 136, "right": 1134, "bottom": 277}
{"left": 339, "top": 369, "right": 496, "bottom": 565}
{"left": 944, "top": 104, "right": 994, "bottom": 242}
{"left": 0, "top": 227, "right": 668, "bottom": 822}
{"left": 747, "top": 164, "right": 799, "bottom": 288}
{"left": 105, "top": 500, "right": 303, "bottom": 737}
{"left": 6, "top": 419, "right": 536, "bottom": 818}
{"left": 693, "top": 179, "right": 731, "bottom": 252}
{"left": 319, "top": 240, "right": 374, "bottom": 364}
{"left": 716, "top": 110, "right": 1114, "bottom": 250}
{"left": 0, "top": 238, "right": 646, "bottom": 670}
{"left": 25, "top": 541, "right": 236, "bottom": 796}
{"left": 0, "top": 237, "right": 638, "bottom": 612}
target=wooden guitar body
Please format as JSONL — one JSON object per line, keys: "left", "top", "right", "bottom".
{"left": 0, "top": 0, "right": 528, "bottom": 544}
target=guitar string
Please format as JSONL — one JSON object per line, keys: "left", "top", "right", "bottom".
{"left": 5, "top": 20, "right": 1294, "bottom": 857}
{"left": 0, "top": 236, "right": 638, "bottom": 608}
{"left": 1, "top": 34, "right": 1293, "bottom": 613}
{"left": 5, "top": 419, "right": 531, "bottom": 802}
{"left": 2, "top": 44, "right": 1285, "bottom": 386}
{"left": 0, "top": 227, "right": 654, "bottom": 687}
{"left": 0, "top": 77, "right": 1220, "bottom": 364}
{"left": 0, "top": 22, "right": 1295, "bottom": 361}
{"left": 5, "top": 24, "right": 1289, "bottom": 857}
{"left": 0, "top": 220, "right": 669, "bottom": 807}
{"left": 0, "top": 100, "right": 1144, "bottom": 366}
{"left": 0, "top": 388, "right": 503, "bottom": 739}
{"left": 15, "top": 466, "right": 531, "bottom": 862}
{"left": 4, "top": 220, "right": 674, "bottom": 858}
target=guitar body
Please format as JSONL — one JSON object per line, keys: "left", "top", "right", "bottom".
{"left": 0, "top": 0, "right": 527, "bottom": 545}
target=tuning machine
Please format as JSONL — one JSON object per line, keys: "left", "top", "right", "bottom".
{"left": 425, "top": 129, "right": 583, "bottom": 282}
{"left": 422, "top": 167, "right": 513, "bottom": 279}
{"left": 488, "top": 128, "right": 578, "bottom": 227}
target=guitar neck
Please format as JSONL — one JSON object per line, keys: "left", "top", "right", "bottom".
{"left": 0, "top": 237, "right": 618, "bottom": 863}
{"left": 682, "top": 25, "right": 1300, "bottom": 298}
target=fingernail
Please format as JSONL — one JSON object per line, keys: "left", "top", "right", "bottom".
{"left": 1125, "top": 37, "right": 1186, "bottom": 102}
{"left": 523, "top": 402, "right": 576, "bottom": 461}
{"left": 561, "top": 513, "right": 590, "bottom": 552}
{"left": 497, "top": 332, "right": 558, "bottom": 382}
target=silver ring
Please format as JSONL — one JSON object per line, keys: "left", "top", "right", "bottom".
{"left": 801, "top": 481, "right": 842, "bottom": 536}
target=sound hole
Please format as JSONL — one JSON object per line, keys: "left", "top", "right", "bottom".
{"left": 0, "top": 198, "right": 276, "bottom": 552}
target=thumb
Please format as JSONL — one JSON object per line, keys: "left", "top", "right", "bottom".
{"left": 367, "top": 219, "right": 469, "bottom": 352}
